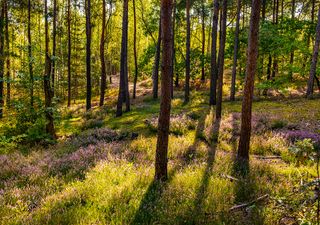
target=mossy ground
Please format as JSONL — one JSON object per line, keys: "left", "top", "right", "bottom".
{"left": 0, "top": 82, "right": 319, "bottom": 224}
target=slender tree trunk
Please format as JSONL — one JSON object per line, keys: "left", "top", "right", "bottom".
{"left": 201, "top": 0, "right": 206, "bottom": 82}
{"left": 307, "top": 8, "right": 320, "bottom": 97}
{"left": 100, "top": 0, "right": 107, "bottom": 106}
{"left": 133, "top": 0, "right": 138, "bottom": 99}
{"left": 271, "top": 0, "right": 278, "bottom": 79}
{"left": 171, "top": 0, "right": 176, "bottom": 97}
{"left": 185, "top": 0, "right": 191, "bottom": 103}
{"left": 28, "top": 0, "right": 34, "bottom": 107}
{"left": 155, "top": 0, "right": 173, "bottom": 181}
{"left": 86, "top": 0, "right": 91, "bottom": 111}
{"left": 215, "top": 0, "right": 227, "bottom": 120}
{"left": 152, "top": 17, "right": 161, "bottom": 99}
{"left": 230, "top": 0, "right": 241, "bottom": 101}
{"left": 116, "top": 0, "right": 130, "bottom": 116}
{"left": 52, "top": 0, "right": 57, "bottom": 96}
{"left": 0, "top": 1, "right": 4, "bottom": 118}
{"left": 4, "top": 0, "right": 10, "bottom": 108}
{"left": 67, "top": 0, "right": 71, "bottom": 107}
{"left": 288, "top": 0, "right": 295, "bottom": 80}
{"left": 44, "top": 0, "right": 55, "bottom": 137}
{"left": 237, "top": 0, "right": 261, "bottom": 161}
{"left": 209, "top": 0, "right": 219, "bottom": 106}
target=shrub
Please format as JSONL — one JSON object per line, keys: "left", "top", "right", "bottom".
{"left": 288, "top": 139, "right": 317, "bottom": 165}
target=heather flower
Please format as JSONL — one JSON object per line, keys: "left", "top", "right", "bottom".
{"left": 282, "top": 130, "right": 320, "bottom": 149}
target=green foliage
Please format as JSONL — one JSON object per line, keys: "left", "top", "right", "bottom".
{"left": 288, "top": 139, "right": 317, "bottom": 165}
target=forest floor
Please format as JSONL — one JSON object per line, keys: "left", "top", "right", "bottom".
{"left": 0, "top": 77, "right": 320, "bottom": 224}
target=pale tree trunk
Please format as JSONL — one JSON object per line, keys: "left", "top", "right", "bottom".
{"left": 28, "top": 0, "right": 34, "bottom": 107}
{"left": 5, "top": 0, "right": 10, "bottom": 108}
{"left": 201, "top": 0, "right": 205, "bottom": 82}
{"left": 0, "top": 1, "right": 4, "bottom": 118}
{"left": 67, "top": 0, "right": 71, "bottom": 107}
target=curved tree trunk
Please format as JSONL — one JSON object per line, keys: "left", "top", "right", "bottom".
{"left": 230, "top": 0, "right": 241, "bottom": 101}
{"left": 209, "top": 0, "right": 219, "bottom": 106}
{"left": 215, "top": 0, "right": 227, "bottom": 120}
{"left": 155, "top": 0, "right": 173, "bottom": 181}
{"left": 307, "top": 8, "right": 320, "bottom": 97}
{"left": 237, "top": 0, "right": 262, "bottom": 161}
{"left": 185, "top": 0, "right": 191, "bottom": 103}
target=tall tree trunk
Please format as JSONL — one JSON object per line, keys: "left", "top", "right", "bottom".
{"left": 201, "top": 0, "right": 206, "bottom": 82}
{"left": 67, "top": 0, "right": 71, "bottom": 107}
{"left": 209, "top": 0, "right": 219, "bottom": 106}
{"left": 307, "top": 8, "right": 320, "bottom": 97}
{"left": 230, "top": 0, "right": 241, "bottom": 101}
{"left": 100, "top": 0, "right": 107, "bottom": 106}
{"left": 86, "top": 0, "right": 91, "bottom": 111}
{"left": 152, "top": 17, "right": 161, "bottom": 99}
{"left": 133, "top": 0, "right": 138, "bottom": 99}
{"left": 171, "top": 0, "right": 176, "bottom": 97}
{"left": 116, "top": 0, "right": 130, "bottom": 116}
{"left": 0, "top": 1, "right": 4, "bottom": 118}
{"left": 5, "top": 0, "right": 10, "bottom": 108}
{"left": 237, "top": 0, "right": 261, "bottom": 161}
{"left": 185, "top": 0, "right": 191, "bottom": 103}
{"left": 52, "top": 0, "right": 57, "bottom": 96}
{"left": 271, "top": 0, "right": 278, "bottom": 79}
{"left": 288, "top": 0, "right": 295, "bottom": 80}
{"left": 28, "top": 0, "right": 34, "bottom": 107}
{"left": 44, "top": 0, "right": 55, "bottom": 137}
{"left": 215, "top": 0, "right": 227, "bottom": 120}
{"left": 155, "top": 0, "right": 173, "bottom": 181}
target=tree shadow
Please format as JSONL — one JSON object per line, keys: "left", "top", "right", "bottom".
{"left": 229, "top": 156, "right": 266, "bottom": 224}
{"left": 131, "top": 108, "right": 213, "bottom": 224}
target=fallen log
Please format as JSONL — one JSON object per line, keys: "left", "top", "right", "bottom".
{"left": 229, "top": 194, "right": 269, "bottom": 211}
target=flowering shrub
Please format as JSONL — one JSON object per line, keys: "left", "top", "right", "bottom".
{"left": 282, "top": 130, "right": 320, "bottom": 149}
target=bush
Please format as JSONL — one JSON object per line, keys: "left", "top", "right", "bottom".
{"left": 288, "top": 139, "right": 317, "bottom": 165}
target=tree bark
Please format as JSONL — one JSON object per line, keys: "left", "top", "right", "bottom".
{"left": 4, "top": 0, "right": 10, "bottom": 108}
{"left": 86, "top": 0, "right": 92, "bottom": 111}
{"left": 209, "top": 0, "right": 219, "bottom": 106}
{"left": 237, "top": 0, "right": 261, "bottom": 161}
{"left": 288, "top": 0, "right": 295, "bottom": 80}
{"left": 171, "top": 0, "right": 176, "bottom": 97}
{"left": 230, "top": 0, "right": 241, "bottom": 101}
{"left": 215, "top": 0, "right": 227, "bottom": 120}
{"left": 152, "top": 17, "right": 161, "bottom": 99}
{"left": 155, "top": 0, "right": 173, "bottom": 181}
{"left": 28, "top": 0, "right": 34, "bottom": 107}
{"left": 100, "top": 0, "right": 107, "bottom": 106}
{"left": 52, "top": 0, "right": 57, "bottom": 96}
{"left": 116, "top": 0, "right": 130, "bottom": 116}
{"left": 44, "top": 0, "right": 55, "bottom": 137}
{"left": 133, "top": 0, "right": 138, "bottom": 99}
{"left": 67, "top": 0, "right": 71, "bottom": 107}
{"left": 185, "top": 0, "right": 191, "bottom": 103}
{"left": 0, "top": 1, "right": 4, "bottom": 118}
{"left": 307, "top": 8, "right": 320, "bottom": 97}
{"left": 201, "top": 0, "right": 206, "bottom": 82}
{"left": 271, "top": 0, "right": 278, "bottom": 79}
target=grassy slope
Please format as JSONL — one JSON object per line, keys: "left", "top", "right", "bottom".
{"left": 0, "top": 86, "right": 319, "bottom": 224}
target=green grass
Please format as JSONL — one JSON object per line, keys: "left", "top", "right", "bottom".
{"left": 0, "top": 89, "right": 319, "bottom": 224}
